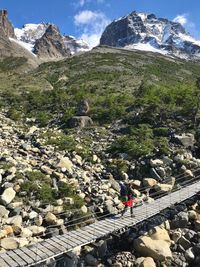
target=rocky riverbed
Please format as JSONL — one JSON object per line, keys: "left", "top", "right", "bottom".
{"left": 0, "top": 112, "right": 200, "bottom": 255}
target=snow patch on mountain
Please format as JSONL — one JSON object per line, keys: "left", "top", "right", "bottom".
{"left": 15, "top": 24, "right": 48, "bottom": 44}
{"left": 14, "top": 23, "right": 90, "bottom": 57}
{"left": 125, "top": 43, "right": 168, "bottom": 55}
{"left": 9, "top": 38, "right": 36, "bottom": 56}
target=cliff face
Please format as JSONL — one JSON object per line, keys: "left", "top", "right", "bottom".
{"left": 0, "top": 10, "right": 15, "bottom": 38}
{"left": 33, "top": 25, "right": 71, "bottom": 59}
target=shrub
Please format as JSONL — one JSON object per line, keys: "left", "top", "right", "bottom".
{"left": 153, "top": 127, "right": 169, "bottom": 137}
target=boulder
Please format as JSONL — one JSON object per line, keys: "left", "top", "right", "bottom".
{"left": 6, "top": 215, "right": 22, "bottom": 227}
{"left": 174, "top": 133, "right": 195, "bottom": 148}
{"left": 1, "top": 237, "right": 18, "bottom": 250}
{"left": 85, "top": 254, "right": 98, "bottom": 266}
{"left": 155, "top": 183, "right": 173, "bottom": 193}
{"left": 76, "top": 99, "right": 90, "bottom": 116}
{"left": 150, "top": 159, "right": 163, "bottom": 167}
{"left": 28, "top": 226, "right": 45, "bottom": 236}
{"left": 135, "top": 257, "right": 156, "bottom": 267}
{"left": 18, "top": 238, "right": 29, "bottom": 248}
{"left": 131, "top": 180, "right": 141, "bottom": 188}
{"left": 194, "top": 220, "right": 200, "bottom": 231}
{"left": 45, "top": 212, "right": 57, "bottom": 225}
{"left": 134, "top": 236, "right": 172, "bottom": 261}
{"left": 21, "top": 228, "right": 32, "bottom": 238}
{"left": 57, "top": 157, "right": 73, "bottom": 173}
{"left": 143, "top": 178, "right": 157, "bottom": 188}
{"left": 178, "top": 236, "right": 191, "bottom": 250}
{"left": 184, "top": 169, "right": 194, "bottom": 178}
{"left": 185, "top": 247, "right": 195, "bottom": 261}
{"left": 81, "top": 205, "right": 88, "bottom": 214}
{"left": 188, "top": 210, "right": 197, "bottom": 220}
{"left": 149, "top": 226, "right": 171, "bottom": 243}
{"left": 171, "top": 230, "right": 182, "bottom": 242}
{"left": 12, "top": 225, "right": 22, "bottom": 235}
{"left": 29, "top": 211, "right": 38, "bottom": 220}
{"left": 68, "top": 116, "right": 93, "bottom": 128}
{"left": 170, "top": 212, "right": 189, "bottom": 229}
{"left": 0, "top": 205, "right": 9, "bottom": 218}
{"left": 0, "top": 230, "right": 7, "bottom": 239}
{"left": 0, "top": 187, "right": 16, "bottom": 205}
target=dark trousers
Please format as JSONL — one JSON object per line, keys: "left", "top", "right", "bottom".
{"left": 121, "top": 206, "right": 133, "bottom": 216}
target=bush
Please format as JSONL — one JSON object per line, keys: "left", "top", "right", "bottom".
{"left": 109, "top": 124, "right": 170, "bottom": 158}
{"left": 107, "top": 159, "right": 129, "bottom": 178}
{"left": 153, "top": 127, "right": 169, "bottom": 137}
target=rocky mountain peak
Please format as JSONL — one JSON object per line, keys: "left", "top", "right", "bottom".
{"left": 33, "top": 24, "right": 71, "bottom": 59}
{"left": 0, "top": 10, "right": 15, "bottom": 38}
{"left": 14, "top": 22, "right": 90, "bottom": 59}
{"left": 100, "top": 11, "right": 200, "bottom": 59}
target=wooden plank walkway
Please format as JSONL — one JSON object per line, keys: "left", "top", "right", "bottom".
{"left": 0, "top": 180, "right": 200, "bottom": 267}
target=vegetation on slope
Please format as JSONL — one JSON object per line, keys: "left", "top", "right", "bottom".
{"left": 0, "top": 47, "right": 200, "bottom": 158}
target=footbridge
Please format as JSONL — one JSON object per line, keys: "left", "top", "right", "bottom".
{"left": 0, "top": 177, "right": 200, "bottom": 267}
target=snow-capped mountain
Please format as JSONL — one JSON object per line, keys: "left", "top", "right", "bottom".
{"left": 100, "top": 11, "right": 200, "bottom": 59}
{"left": 14, "top": 23, "right": 90, "bottom": 58}
{"left": 64, "top": 35, "right": 90, "bottom": 55}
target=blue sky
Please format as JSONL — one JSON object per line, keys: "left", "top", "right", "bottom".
{"left": 0, "top": 0, "right": 199, "bottom": 47}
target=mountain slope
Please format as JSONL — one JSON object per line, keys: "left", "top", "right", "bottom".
{"left": 0, "top": 46, "right": 200, "bottom": 128}
{"left": 100, "top": 11, "right": 200, "bottom": 59}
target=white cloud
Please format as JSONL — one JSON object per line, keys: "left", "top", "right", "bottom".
{"left": 78, "top": 0, "right": 104, "bottom": 7}
{"left": 74, "top": 10, "right": 97, "bottom": 25}
{"left": 173, "top": 14, "right": 200, "bottom": 39}
{"left": 79, "top": 0, "right": 85, "bottom": 7}
{"left": 74, "top": 10, "right": 110, "bottom": 48}
{"left": 173, "top": 14, "right": 188, "bottom": 26}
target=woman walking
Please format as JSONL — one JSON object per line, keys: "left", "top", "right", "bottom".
{"left": 119, "top": 181, "right": 135, "bottom": 218}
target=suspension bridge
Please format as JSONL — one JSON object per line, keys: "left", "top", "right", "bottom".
{"left": 0, "top": 176, "right": 200, "bottom": 267}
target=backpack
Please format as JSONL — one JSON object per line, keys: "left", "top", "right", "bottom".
{"left": 120, "top": 183, "right": 128, "bottom": 197}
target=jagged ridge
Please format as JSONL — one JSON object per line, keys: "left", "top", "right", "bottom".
{"left": 100, "top": 11, "right": 200, "bottom": 59}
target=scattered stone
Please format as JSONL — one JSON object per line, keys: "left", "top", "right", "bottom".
{"left": 0, "top": 187, "right": 16, "bottom": 205}
{"left": 45, "top": 212, "right": 57, "bottom": 225}
{"left": 1, "top": 238, "right": 18, "bottom": 250}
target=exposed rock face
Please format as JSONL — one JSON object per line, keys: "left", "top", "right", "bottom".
{"left": 34, "top": 24, "right": 71, "bottom": 59}
{"left": 100, "top": 11, "right": 200, "bottom": 59}
{"left": 134, "top": 236, "right": 172, "bottom": 261}
{"left": 0, "top": 10, "right": 15, "bottom": 38}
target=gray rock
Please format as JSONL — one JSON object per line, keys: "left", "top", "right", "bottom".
{"left": 1, "top": 237, "right": 18, "bottom": 250}
{"left": 150, "top": 168, "right": 162, "bottom": 182}
{"left": 85, "top": 254, "right": 98, "bottom": 266}
{"left": 0, "top": 187, "right": 16, "bottom": 205}
{"left": 174, "top": 133, "right": 195, "bottom": 148}
{"left": 185, "top": 247, "right": 195, "bottom": 261}
{"left": 94, "top": 240, "right": 107, "bottom": 258}
{"left": 178, "top": 236, "right": 192, "bottom": 250}
{"left": 68, "top": 116, "right": 93, "bottom": 128}
{"left": 0, "top": 205, "right": 9, "bottom": 218}
{"left": 170, "top": 212, "right": 189, "bottom": 229}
